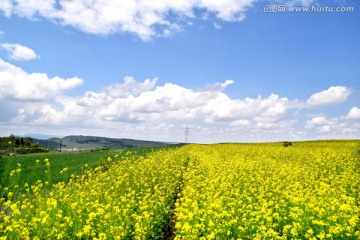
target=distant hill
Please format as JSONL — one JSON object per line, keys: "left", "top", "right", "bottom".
{"left": 24, "top": 133, "right": 62, "bottom": 140}
{"left": 33, "top": 135, "right": 171, "bottom": 150}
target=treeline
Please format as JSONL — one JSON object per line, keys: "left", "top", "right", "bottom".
{"left": 0, "top": 134, "right": 48, "bottom": 154}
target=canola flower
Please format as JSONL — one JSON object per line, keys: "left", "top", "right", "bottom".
{"left": 0, "top": 141, "right": 359, "bottom": 239}
{"left": 0, "top": 148, "right": 188, "bottom": 239}
{"left": 174, "top": 142, "right": 360, "bottom": 239}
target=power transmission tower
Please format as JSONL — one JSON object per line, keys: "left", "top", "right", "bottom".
{"left": 185, "top": 125, "right": 189, "bottom": 144}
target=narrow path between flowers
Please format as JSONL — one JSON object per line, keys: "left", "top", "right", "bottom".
{"left": 163, "top": 156, "right": 190, "bottom": 240}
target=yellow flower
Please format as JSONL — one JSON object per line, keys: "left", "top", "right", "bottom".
{"left": 99, "top": 233, "right": 107, "bottom": 240}
{"left": 76, "top": 231, "right": 84, "bottom": 238}
{"left": 0, "top": 142, "right": 358, "bottom": 239}
{"left": 317, "top": 231, "right": 326, "bottom": 239}
{"left": 83, "top": 225, "right": 92, "bottom": 235}
{"left": 349, "top": 216, "right": 358, "bottom": 227}
{"left": 5, "top": 226, "right": 13, "bottom": 232}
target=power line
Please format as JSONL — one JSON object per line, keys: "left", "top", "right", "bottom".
{"left": 185, "top": 125, "right": 189, "bottom": 144}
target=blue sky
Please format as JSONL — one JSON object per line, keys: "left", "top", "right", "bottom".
{"left": 0, "top": 0, "right": 359, "bottom": 143}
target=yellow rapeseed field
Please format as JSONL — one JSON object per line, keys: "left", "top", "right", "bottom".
{"left": 175, "top": 142, "right": 360, "bottom": 239}
{"left": 0, "top": 149, "right": 189, "bottom": 239}
{"left": 1, "top": 141, "right": 359, "bottom": 239}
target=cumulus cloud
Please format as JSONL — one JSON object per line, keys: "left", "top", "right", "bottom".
{"left": 346, "top": 107, "right": 360, "bottom": 120}
{"left": 0, "top": 58, "right": 83, "bottom": 101}
{"left": 104, "top": 76, "right": 158, "bottom": 98}
{"left": 0, "top": 43, "right": 38, "bottom": 61}
{"left": 72, "top": 78, "right": 297, "bottom": 132}
{"left": 305, "top": 116, "right": 328, "bottom": 126}
{"left": 60, "top": 82, "right": 358, "bottom": 141}
{"left": 0, "top": 1, "right": 12, "bottom": 17}
{"left": 304, "top": 108, "right": 360, "bottom": 137}
{"left": 1, "top": 58, "right": 298, "bottom": 133}
{"left": 306, "top": 86, "right": 350, "bottom": 107}
{"left": 1, "top": 57, "right": 358, "bottom": 142}
{"left": 0, "top": 0, "right": 257, "bottom": 40}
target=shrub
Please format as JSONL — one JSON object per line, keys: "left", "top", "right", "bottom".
{"left": 283, "top": 141, "right": 293, "bottom": 147}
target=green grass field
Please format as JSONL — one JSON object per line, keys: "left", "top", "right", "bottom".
{"left": 0, "top": 146, "right": 168, "bottom": 198}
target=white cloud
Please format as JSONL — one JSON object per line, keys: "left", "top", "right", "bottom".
{"left": 1, "top": 59, "right": 298, "bottom": 136}
{"left": 305, "top": 116, "right": 328, "bottom": 127}
{"left": 0, "top": 0, "right": 12, "bottom": 17}
{"left": 73, "top": 79, "right": 297, "bottom": 133}
{"left": 104, "top": 76, "right": 158, "bottom": 98}
{"left": 0, "top": 0, "right": 257, "bottom": 40}
{"left": 306, "top": 86, "right": 350, "bottom": 107}
{"left": 34, "top": 104, "right": 64, "bottom": 125}
{"left": 197, "top": 0, "right": 254, "bottom": 21}
{"left": 346, "top": 107, "right": 360, "bottom": 120}
{"left": 1, "top": 57, "right": 358, "bottom": 142}
{"left": 318, "top": 125, "right": 331, "bottom": 133}
{"left": 0, "top": 43, "right": 38, "bottom": 61}
{"left": 201, "top": 79, "right": 234, "bottom": 91}
{"left": 0, "top": 58, "right": 83, "bottom": 101}
{"left": 305, "top": 115, "right": 334, "bottom": 133}
{"left": 0, "top": 0, "right": 56, "bottom": 18}
{"left": 200, "top": 93, "right": 294, "bottom": 127}
{"left": 230, "top": 119, "right": 250, "bottom": 127}
{"left": 304, "top": 110, "right": 360, "bottom": 138}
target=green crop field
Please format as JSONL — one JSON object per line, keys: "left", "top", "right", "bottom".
{"left": 0, "top": 147, "right": 164, "bottom": 196}
{"left": 0, "top": 141, "right": 359, "bottom": 239}
{"left": 1, "top": 150, "right": 113, "bottom": 190}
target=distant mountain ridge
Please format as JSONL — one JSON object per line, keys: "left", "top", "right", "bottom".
{"left": 33, "top": 135, "right": 171, "bottom": 149}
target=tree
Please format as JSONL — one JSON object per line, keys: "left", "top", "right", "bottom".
{"left": 24, "top": 137, "right": 32, "bottom": 146}
{"left": 8, "top": 134, "right": 16, "bottom": 144}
